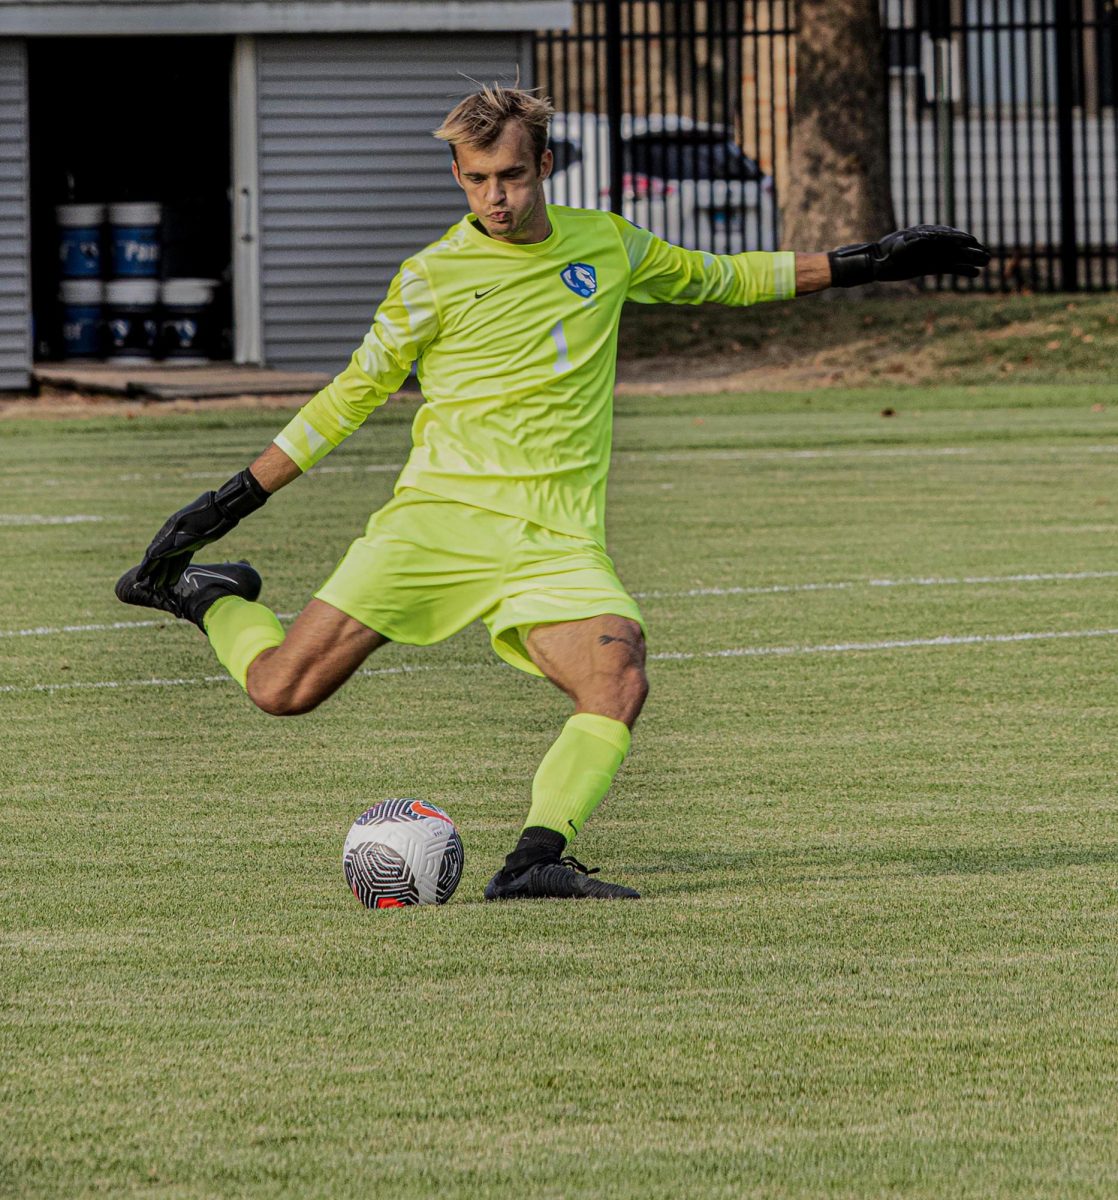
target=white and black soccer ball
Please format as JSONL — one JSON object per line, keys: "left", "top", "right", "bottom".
{"left": 343, "top": 799, "right": 464, "bottom": 909}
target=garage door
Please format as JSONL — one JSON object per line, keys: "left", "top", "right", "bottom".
{"left": 0, "top": 39, "right": 30, "bottom": 391}
{"left": 256, "top": 34, "right": 531, "bottom": 374}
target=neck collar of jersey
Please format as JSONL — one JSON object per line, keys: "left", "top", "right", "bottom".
{"left": 462, "top": 207, "right": 560, "bottom": 255}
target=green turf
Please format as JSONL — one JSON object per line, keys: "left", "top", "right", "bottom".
{"left": 2, "top": 381, "right": 1118, "bottom": 1198}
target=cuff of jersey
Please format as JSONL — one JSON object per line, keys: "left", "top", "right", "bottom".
{"left": 773, "top": 251, "right": 796, "bottom": 301}
{"left": 274, "top": 415, "right": 339, "bottom": 471}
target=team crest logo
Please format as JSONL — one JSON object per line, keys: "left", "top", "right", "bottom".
{"left": 561, "top": 262, "right": 597, "bottom": 298}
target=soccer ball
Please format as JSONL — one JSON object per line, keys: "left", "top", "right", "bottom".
{"left": 343, "top": 799, "right": 464, "bottom": 908}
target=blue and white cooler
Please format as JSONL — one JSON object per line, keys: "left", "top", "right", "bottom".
{"left": 56, "top": 203, "right": 104, "bottom": 279}
{"left": 109, "top": 201, "right": 162, "bottom": 278}
{"left": 105, "top": 278, "right": 159, "bottom": 362}
{"left": 59, "top": 279, "right": 103, "bottom": 359}
{"left": 160, "top": 278, "right": 218, "bottom": 363}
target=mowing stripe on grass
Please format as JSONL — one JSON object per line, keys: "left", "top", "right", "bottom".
{"left": 617, "top": 446, "right": 975, "bottom": 464}
{"left": 4, "top": 626, "right": 1118, "bottom": 696}
{"left": 1, "top": 446, "right": 982, "bottom": 486}
{"left": 5, "top": 571, "right": 1115, "bottom": 641}
{"left": 3, "top": 442, "right": 1117, "bottom": 484}
{"left": 181, "top": 463, "right": 402, "bottom": 479}
{"left": 178, "top": 448, "right": 973, "bottom": 481}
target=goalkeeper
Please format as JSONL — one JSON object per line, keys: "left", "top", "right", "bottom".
{"left": 117, "top": 85, "right": 989, "bottom": 901}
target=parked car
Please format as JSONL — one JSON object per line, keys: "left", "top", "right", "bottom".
{"left": 547, "top": 112, "right": 779, "bottom": 252}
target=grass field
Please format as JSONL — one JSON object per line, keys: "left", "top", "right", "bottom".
{"left": 617, "top": 293, "right": 1118, "bottom": 389}
{"left": 3, "top": 370, "right": 1118, "bottom": 1197}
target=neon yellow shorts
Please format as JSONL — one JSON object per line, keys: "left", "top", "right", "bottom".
{"left": 315, "top": 489, "right": 645, "bottom": 677}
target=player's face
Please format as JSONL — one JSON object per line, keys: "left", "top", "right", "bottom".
{"left": 452, "top": 121, "right": 554, "bottom": 244}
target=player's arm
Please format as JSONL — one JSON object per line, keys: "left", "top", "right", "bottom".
{"left": 248, "top": 442, "right": 303, "bottom": 492}
{"left": 794, "top": 253, "right": 832, "bottom": 296}
{"left": 616, "top": 217, "right": 989, "bottom": 306}
{"left": 616, "top": 213, "right": 799, "bottom": 306}
{"left": 136, "top": 261, "right": 439, "bottom": 587}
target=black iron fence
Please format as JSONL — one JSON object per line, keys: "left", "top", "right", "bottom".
{"left": 535, "top": 1, "right": 1118, "bottom": 291}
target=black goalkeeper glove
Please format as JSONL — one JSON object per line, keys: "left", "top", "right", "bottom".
{"left": 828, "top": 224, "right": 991, "bottom": 288}
{"left": 137, "top": 468, "right": 269, "bottom": 588}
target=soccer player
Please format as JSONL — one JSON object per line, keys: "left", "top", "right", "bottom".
{"left": 117, "top": 86, "right": 989, "bottom": 901}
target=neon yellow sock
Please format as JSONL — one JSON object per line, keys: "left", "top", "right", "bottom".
{"left": 203, "top": 596, "right": 285, "bottom": 690}
{"left": 524, "top": 712, "right": 632, "bottom": 840}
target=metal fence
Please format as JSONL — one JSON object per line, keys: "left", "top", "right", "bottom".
{"left": 535, "top": 1, "right": 1118, "bottom": 290}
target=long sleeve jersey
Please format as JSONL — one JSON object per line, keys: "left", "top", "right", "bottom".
{"left": 275, "top": 205, "right": 796, "bottom": 545}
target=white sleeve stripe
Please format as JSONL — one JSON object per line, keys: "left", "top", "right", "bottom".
{"left": 773, "top": 251, "right": 797, "bottom": 300}
{"left": 273, "top": 431, "right": 301, "bottom": 464}
{"left": 399, "top": 267, "right": 437, "bottom": 334}
{"left": 620, "top": 220, "right": 654, "bottom": 271}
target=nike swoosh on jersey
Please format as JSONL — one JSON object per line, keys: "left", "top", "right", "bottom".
{"left": 473, "top": 285, "right": 501, "bottom": 299}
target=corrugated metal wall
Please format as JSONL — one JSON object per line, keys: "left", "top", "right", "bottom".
{"left": 0, "top": 39, "right": 30, "bottom": 390}
{"left": 257, "top": 34, "right": 531, "bottom": 373}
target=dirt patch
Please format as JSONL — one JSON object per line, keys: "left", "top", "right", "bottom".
{"left": 614, "top": 335, "right": 946, "bottom": 394}
{"left": 973, "top": 318, "right": 1060, "bottom": 342}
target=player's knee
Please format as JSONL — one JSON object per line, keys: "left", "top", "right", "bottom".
{"left": 246, "top": 673, "right": 321, "bottom": 717}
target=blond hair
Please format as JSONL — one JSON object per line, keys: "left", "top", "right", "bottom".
{"left": 434, "top": 84, "right": 555, "bottom": 165}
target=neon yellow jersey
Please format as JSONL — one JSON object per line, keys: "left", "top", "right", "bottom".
{"left": 275, "top": 205, "right": 796, "bottom": 544}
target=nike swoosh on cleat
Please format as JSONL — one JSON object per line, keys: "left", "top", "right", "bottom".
{"left": 474, "top": 285, "right": 500, "bottom": 299}
{"left": 182, "top": 568, "right": 238, "bottom": 588}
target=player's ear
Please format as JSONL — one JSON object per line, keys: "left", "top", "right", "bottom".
{"left": 538, "top": 147, "right": 554, "bottom": 183}
{"left": 451, "top": 156, "right": 464, "bottom": 190}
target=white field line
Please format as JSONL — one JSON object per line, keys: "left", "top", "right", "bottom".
{"left": 652, "top": 628, "right": 1118, "bottom": 661}
{"left": 3, "top": 626, "right": 1118, "bottom": 697}
{"left": 3, "top": 571, "right": 1116, "bottom": 642}
{"left": 0, "top": 514, "right": 104, "bottom": 526}
{"left": 0, "top": 611, "right": 300, "bottom": 640}
{"left": 632, "top": 569, "right": 1118, "bottom": 600}
{"left": 0, "top": 661, "right": 450, "bottom": 696}
{"left": 2, "top": 618, "right": 168, "bottom": 638}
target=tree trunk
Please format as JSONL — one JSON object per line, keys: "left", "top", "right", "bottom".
{"left": 783, "top": 0, "right": 896, "bottom": 250}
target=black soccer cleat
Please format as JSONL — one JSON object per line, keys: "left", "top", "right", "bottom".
{"left": 115, "top": 560, "right": 262, "bottom": 630}
{"left": 484, "top": 855, "right": 640, "bottom": 901}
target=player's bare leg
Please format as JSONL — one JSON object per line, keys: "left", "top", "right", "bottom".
{"left": 118, "top": 555, "right": 388, "bottom": 716}
{"left": 525, "top": 613, "right": 649, "bottom": 727}
{"left": 484, "top": 614, "right": 648, "bottom": 900}
{"left": 245, "top": 599, "right": 388, "bottom": 716}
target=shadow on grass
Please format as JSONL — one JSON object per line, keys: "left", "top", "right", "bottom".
{"left": 630, "top": 845, "right": 1118, "bottom": 896}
